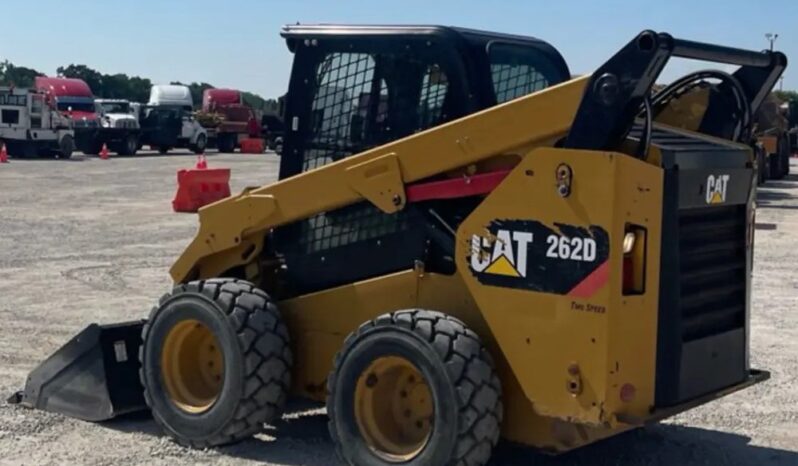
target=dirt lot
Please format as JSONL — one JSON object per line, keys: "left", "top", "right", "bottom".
{"left": 0, "top": 152, "right": 796, "bottom": 465}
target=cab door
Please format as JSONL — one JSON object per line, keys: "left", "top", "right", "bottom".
{"left": 30, "top": 94, "right": 44, "bottom": 129}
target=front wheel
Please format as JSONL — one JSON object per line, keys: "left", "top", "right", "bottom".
{"left": 118, "top": 134, "right": 138, "bottom": 156}
{"left": 57, "top": 134, "right": 74, "bottom": 159}
{"left": 191, "top": 134, "right": 207, "bottom": 155}
{"left": 328, "top": 310, "right": 503, "bottom": 466}
{"left": 139, "top": 278, "right": 292, "bottom": 448}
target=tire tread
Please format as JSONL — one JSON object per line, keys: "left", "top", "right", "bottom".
{"left": 140, "top": 278, "right": 291, "bottom": 448}
{"left": 327, "top": 309, "right": 502, "bottom": 466}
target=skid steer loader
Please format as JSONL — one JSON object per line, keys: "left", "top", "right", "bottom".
{"left": 10, "top": 25, "right": 786, "bottom": 465}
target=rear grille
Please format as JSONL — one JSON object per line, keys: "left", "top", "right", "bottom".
{"left": 678, "top": 205, "right": 747, "bottom": 342}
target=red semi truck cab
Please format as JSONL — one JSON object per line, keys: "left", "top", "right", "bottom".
{"left": 201, "top": 88, "right": 260, "bottom": 152}
{"left": 35, "top": 77, "right": 99, "bottom": 153}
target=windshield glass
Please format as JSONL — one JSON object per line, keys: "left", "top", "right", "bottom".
{"left": 100, "top": 102, "right": 130, "bottom": 114}
{"left": 57, "top": 102, "right": 95, "bottom": 113}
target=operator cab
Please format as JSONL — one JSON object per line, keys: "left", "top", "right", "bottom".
{"left": 278, "top": 24, "right": 570, "bottom": 179}
{"left": 276, "top": 24, "right": 571, "bottom": 294}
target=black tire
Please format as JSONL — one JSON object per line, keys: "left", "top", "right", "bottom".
{"left": 192, "top": 134, "right": 207, "bottom": 155}
{"left": 768, "top": 153, "right": 782, "bottom": 180}
{"left": 218, "top": 134, "right": 236, "bottom": 153}
{"left": 781, "top": 152, "right": 790, "bottom": 177}
{"left": 328, "top": 310, "right": 503, "bottom": 466}
{"left": 158, "top": 146, "right": 170, "bottom": 155}
{"left": 139, "top": 278, "right": 292, "bottom": 448}
{"left": 118, "top": 133, "right": 138, "bottom": 156}
{"left": 56, "top": 135, "right": 74, "bottom": 159}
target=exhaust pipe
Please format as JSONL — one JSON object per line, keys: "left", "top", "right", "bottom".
{"left": 8, "top": 321, "right": 148, "bottom": 422}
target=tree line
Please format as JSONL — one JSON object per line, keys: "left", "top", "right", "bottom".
{"left": 0, "top": 60, "right": 279, "bottom": 113}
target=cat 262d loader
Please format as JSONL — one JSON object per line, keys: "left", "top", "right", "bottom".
{"left": 10, "top": 25, "right": 786, "bottom": 466}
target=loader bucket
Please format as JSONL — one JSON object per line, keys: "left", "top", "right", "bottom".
{"left": 7, "top": 321, "right": 147, "bottom": 422}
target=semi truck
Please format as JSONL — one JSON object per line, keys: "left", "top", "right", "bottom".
{"left": 0, "top": 86, "right": 75, "bottom": 158}
{"left": 34, "top": 77, "right": 98, "bottom": 154}
{"left": 138, "top": 85, "right": 207, "bottom": 154}
{"left": 199, "top": 88, "right": 260, "bottom": 152}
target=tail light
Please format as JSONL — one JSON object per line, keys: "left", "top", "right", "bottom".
{"left": 622, "top": 225, "right": 647, "bottom": 295}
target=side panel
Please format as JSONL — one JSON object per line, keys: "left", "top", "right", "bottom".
{"left": 458, "top": 147, "right": 663, "bottom": 426}
{"left": 278, "top": 267, "right": 635, "bottom": 453}
{"left": 278, "top": 270, "right": 419, "bottom": 399}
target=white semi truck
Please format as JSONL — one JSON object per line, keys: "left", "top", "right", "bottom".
{"left": 139, "top": 85, "right": 207, "bottom": 154}
{"left": 0, "top": 87, "right": 75, "bottom": 159}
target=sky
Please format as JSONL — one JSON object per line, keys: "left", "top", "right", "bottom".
{"left": 0, "top": 0, "right": 795, "bottom": 99}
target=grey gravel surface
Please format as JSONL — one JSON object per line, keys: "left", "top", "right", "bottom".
{"left": 0, "top": 152, "right": 796, "bottom": 465}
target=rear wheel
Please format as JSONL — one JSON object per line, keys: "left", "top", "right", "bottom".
{"left": 118, "top": 134, "right": 138, "bottom": 156}
{"left": 328, "top": 310, "right": 502, "bottom": 466}
{"left": 139, "top": 278, "right": 292, "bottom": 448}
{"left": 218, "top": 134, "right": 236, "bottom": 153}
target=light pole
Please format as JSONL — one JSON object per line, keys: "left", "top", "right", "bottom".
{"left": 766, "top": 33, "right": 779, "bottom": 51}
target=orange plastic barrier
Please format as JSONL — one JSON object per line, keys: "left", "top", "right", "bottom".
{"left": 239, "top": 138, "right": 265, "bottom": 154}
{"left": 172, "top": 168, "right": 231, "bottom": 213}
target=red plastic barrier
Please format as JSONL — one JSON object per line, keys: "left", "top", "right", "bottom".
{"left": 172, "top": 168, "right": 231, "bottom": 213}
{"left": 239, "top": 138, "right": 265, "bottom": 154}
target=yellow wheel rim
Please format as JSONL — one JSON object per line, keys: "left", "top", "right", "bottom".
{"left": 161, "top": 319, "right": 224, "bottom": 414}
{"left": 354, "top": 356, "right": 433, "bottom": 462}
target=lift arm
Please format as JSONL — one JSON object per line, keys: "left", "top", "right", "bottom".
{"left": 171, "top": 31, "right": 786, "bottom": 283}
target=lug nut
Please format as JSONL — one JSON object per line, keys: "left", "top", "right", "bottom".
{"left": 366, "top": 373, "right": 378, "bottom": 388}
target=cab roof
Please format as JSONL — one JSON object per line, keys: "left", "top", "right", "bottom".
{"left": 281, "top": 24, "right": 569, "bottom": 76}
{"left": 34, "top": 77, "right": 93, "bottom": 97}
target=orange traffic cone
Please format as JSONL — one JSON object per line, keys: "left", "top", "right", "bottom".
{"left": 0, "top": 144, "right": 8, "bottom": 163}
{"left": 195, "top": 154, "right": 207, "bottom": 169}
{"left": 99, "top": 143, "right": 110, "bottom": 160}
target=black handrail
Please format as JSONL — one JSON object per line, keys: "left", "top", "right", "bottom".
{"left": 564, "top": 31, "right": 787, "bottom": 151}
{"left": 671, "top": 38, "right": 775, "bottom": 68}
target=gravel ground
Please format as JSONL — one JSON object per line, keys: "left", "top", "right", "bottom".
{"left": 0, "top": 152, "right": 796, "bottom": 465}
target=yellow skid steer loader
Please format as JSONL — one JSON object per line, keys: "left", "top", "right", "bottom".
{"left": 10, "top": 25, "right": 786, "bottom": 465}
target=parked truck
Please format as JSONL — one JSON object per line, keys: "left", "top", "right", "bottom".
{"left": 95, "top": 99, "right": 140, "bottom": 155}
{"left": 34, "top": 77, "right": 98, "bottom": 154}
{"left": 35, "top": 77, "right": 141, "bottom": 156}
{"left": 199, "top": 88, "right": 260, "bottom": 152}
{"left": 138, "top": 85, "right": 207, "bottom": 154}
{"left": 0, "top": 86, "right": 75, "bottom": 158}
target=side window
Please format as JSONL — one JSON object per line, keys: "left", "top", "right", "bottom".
{"left": 1, "top": 109, "right": 20, "bottom": 125}
{"left": 419, "top": 64, "right": 449, "bottom": 129}
{"left": 489, "top": 43, "right": 559, "bottom": 104}
{"left": 301, "top": 52, "right": 456, "bottom": 173}
{"left": 279, "top": 46, "right": 464, "bottom": 295}
{"left": 305, "top": 52, "right": 378, "bottom": 171}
